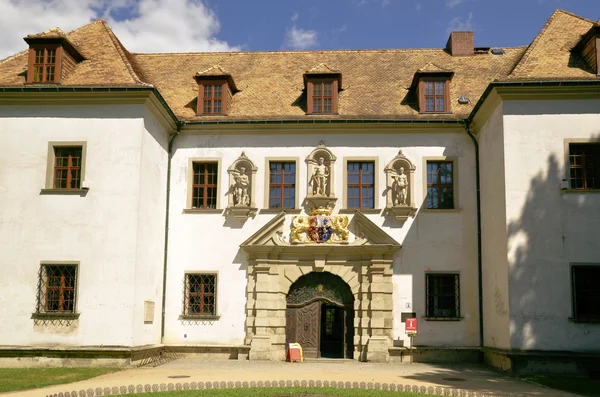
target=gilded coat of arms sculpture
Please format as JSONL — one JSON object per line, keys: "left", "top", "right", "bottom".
{"left": 291, "top": 207, "right": 349, "bottom": 244}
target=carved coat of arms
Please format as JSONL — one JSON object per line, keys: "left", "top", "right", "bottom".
{"left": 291, "top": 207, "right": 349, "bottom": 244}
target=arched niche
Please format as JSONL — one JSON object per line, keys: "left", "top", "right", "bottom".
{"left": 384, "top": 150, "right": 417, "bottom": 222}
{"left": 226, "top": 152, "right": 258, "bottom": 220}
{"left": 305, "top": 142, "right": 337, "bottom": 209}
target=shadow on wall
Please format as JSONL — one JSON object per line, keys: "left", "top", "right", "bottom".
{"left": 507, "top": 133, "right": 600, "bottom": 351}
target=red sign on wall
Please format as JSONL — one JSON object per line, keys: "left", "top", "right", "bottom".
{"left": 405, "top": 317, "right": 418, "bottom": 334}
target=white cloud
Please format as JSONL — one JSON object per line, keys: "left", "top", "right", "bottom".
{"left": 446, "top": 0, "right": 473, "bottom": 8}
{"left": 285, "top": 26, "right": 318, "bottom": 50}
{"left": 291, "top": 11, "right": 299, "bottom": 22}
{"left": 0, "top": 0, "right": 239, "bottom": 60}
{"left": 447, "top": 12, "right": 475, "bottom": 33}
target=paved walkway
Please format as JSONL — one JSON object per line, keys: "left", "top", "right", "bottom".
{"left": 2, "top": 359, "right": 581, "bottom": 397}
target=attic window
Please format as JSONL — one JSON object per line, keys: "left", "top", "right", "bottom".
{"left": 32, "top": 47, "right": 58, "bottom": 83}
{"left": 307, "top": 79, "right": 337, "bottom": 114}
{"left": 420, "top": 79, "right": 449, "bottom": 112}
{"left": 194, "top": 66, "right": 237, "bottom": 116}
{"left": 24, "top": 29, "right": 84, "bottom": 84}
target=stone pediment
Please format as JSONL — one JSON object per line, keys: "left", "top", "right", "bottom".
{"left": 240, "top": 211, "right": 400, "bottom": 254}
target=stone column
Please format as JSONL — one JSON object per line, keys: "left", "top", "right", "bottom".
{"left": 249, "top": 263, "right": 274, "bottom": 360}
{"left": 355, "top": 264, "right": 370, "bottom": 361}
{"left": 366, "top": 260, "right": 394, "bottom": 362}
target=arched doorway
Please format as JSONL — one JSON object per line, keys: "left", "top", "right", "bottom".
{"left": 285, "top": 272, "right": 354, "bottom": 359}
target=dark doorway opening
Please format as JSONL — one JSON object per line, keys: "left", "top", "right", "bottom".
{"left": 285, "top": 272, "right": 354, "bottom": 359}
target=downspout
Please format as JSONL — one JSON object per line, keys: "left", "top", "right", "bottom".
{"left": 464, "top": 120, "right": 484, "bottom": 348}
{"left": 160, "top": 121, "right": 183, "bottom": 344}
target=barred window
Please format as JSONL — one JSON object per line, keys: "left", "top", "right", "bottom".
{"left": 54, "top": 146, "right": 83, "bottom": 189}
{"left": 183, "top": 274, "right": 216, "bottom": 316}
{"left": 426, "top": 161, "right": 454, "bottom": 209}
{"left": 569, "top": 143, "right": 599, "bottom": 190}
{"left": 35, "top": 264, "right": 77, "bottom": 314}
{"left": 572, "top": 266, "right": 600, "bottom": 319}
{"left": 426, "top": 273, "right": 460, "bottom": 318}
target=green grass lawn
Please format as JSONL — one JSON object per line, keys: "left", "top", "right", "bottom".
{"left": 522, "top": 375, "right": 600, "bottom": 397}
{"left": 0, "top": 367, "right": 122, "bottom": 393}
{"left": 128, "top": 388, "right": 435, "bottom": 397}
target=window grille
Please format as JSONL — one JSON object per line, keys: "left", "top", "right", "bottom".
{"left": 183, "top": 274, "right": 216, "bottom": 316}
{"left": 572, "top": 266, "right": 600, "bottom": 318}
{"left": 426, "top": 273, "right": 460, "bottom": 318}
{"left": 426, "top": 161, "right": 454, "bottom": 209}
{"left": 35, "top": 264, "right": 77, "bottom": 314}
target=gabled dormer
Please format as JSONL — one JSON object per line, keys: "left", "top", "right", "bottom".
{"left": 573, "top": 23, "right": 600, "bottom": 76}
{"left": 194, "top": 65, "right": 238, "bottom": 116}
{"left": 303, "top": 64, "right": 342, "bottom": 115}
{"left": 24, "top": 28, "right": 84, "bottom": 84}
{"left": 410, "top": 63, "right": 454, "bottom": 113}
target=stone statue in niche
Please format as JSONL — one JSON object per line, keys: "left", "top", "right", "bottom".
{"left": 226, "top": 152, "right": 258, "bottom": 221}
{"left": 385, "top": 150, "right": 417, "bottom": 222}
{"left": 305, "top": 142, "right": 337, "bottom": 209}
{"left": 310, "top": 157, "right": 329, "bottom": 196}
{"left": 232, "top": 166, "right": 250, "bottom": 206}
{"left": 391, "top": 167, "right": 408, "bottom": 206}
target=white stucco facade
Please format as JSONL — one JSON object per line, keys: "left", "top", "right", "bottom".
{"left": 478, "top": 96, "right": 600, "bottom": 353}
{"left": 0, "top": 104, "right": 168, "bottom": 347}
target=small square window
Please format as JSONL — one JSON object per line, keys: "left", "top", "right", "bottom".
{"left": 35, "top": 264, "right": 77, "bottom": 314}
{"left": 269, "top": 161, "right": 296, "bottom": 209}
{"left": 426, "top": 273, "right": 460, "bottom": 318}
{"left": 191, "top": 162, "right": 218, "bottom": 209}
{"left": 426, "top": 161, "right": 454, "bottom": 209}
{"left": 569, "top": 143, "right": 599, "bottom": 189}
{"left": 183, "top": 273, "right": 216, "bottom": 316}
{"left": 572, "top": 266, "right": 600, "bottom": 319}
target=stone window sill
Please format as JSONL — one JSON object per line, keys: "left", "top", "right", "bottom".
{"left": 40, "top": 188, "right": 88, "bottom": 196}
{"left": 31, "top": 312, "right": 80, "bottom": 320}
{"left": 178, "top": 315, "right": 220, "bottom": 321}
{"left": 568, "top": 317, "right": 600, "bottom": 323}
{"left": 183, "top": 208, "right": 223, "bottom": 214}
{"left": 259, "top": 208, "right": 302, "bottom": 214}
{"left": 562, "top": 189, "right": 600, "bottom": 194}
{"left": 423, "top": 317, "right": 464, "bottom": 321}
{"left": 338, "top": 208, "right": 381, "bottom": 214}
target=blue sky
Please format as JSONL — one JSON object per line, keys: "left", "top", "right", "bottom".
{"left": 0, "top": 0, "right": 598, "bottom": 59}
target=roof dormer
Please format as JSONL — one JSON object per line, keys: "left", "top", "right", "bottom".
{"left": 24, "top": 28, "right": 84, "bottom": 84}
{"left": 573, "top": 23, "right": 600, "bottom": 76}
{"left": 194, "top": 65, "right": 238, "bottom": 116}
{"left": 410, "top": 63, "right": 454, "bottom": 113}
{"left": 303, "top": 64, "right": 342, "bottom": 115}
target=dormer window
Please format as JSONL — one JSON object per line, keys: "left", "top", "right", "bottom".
{"left": 421, "top": 79, "right": 449, "bottom": 113}
{"left": 194, "top": 66, "right": 237, "bottom": 116}
{"left": 201, "top": 82, "right": 225, "bottom": 115}
{"left": 33, "top": 47, "right": 58, "bottom": 83}
{"left": 308, "top": 79, "right": 336, "bottom": 114}
{"left": 410, "top": 63, "right": 454, "bottom": 114}
{"left": 24, "top": 28, "right": 84, "bottom": 84}
{"left": 304, "top": 64, "right": 342, "bottom": 115}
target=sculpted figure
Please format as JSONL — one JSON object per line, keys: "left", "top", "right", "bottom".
{"left": 233, "top": 166, "right": 250, "bottom": 206}
{"left": 311, "top": 157, "right": 329, "bottom": 196}
{"left": 392, "top": 167, "right": 408, "bottom": 206}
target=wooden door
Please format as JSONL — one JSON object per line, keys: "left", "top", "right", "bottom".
{"left": 286, "top": 301, "right": 321, "bottom": 358}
